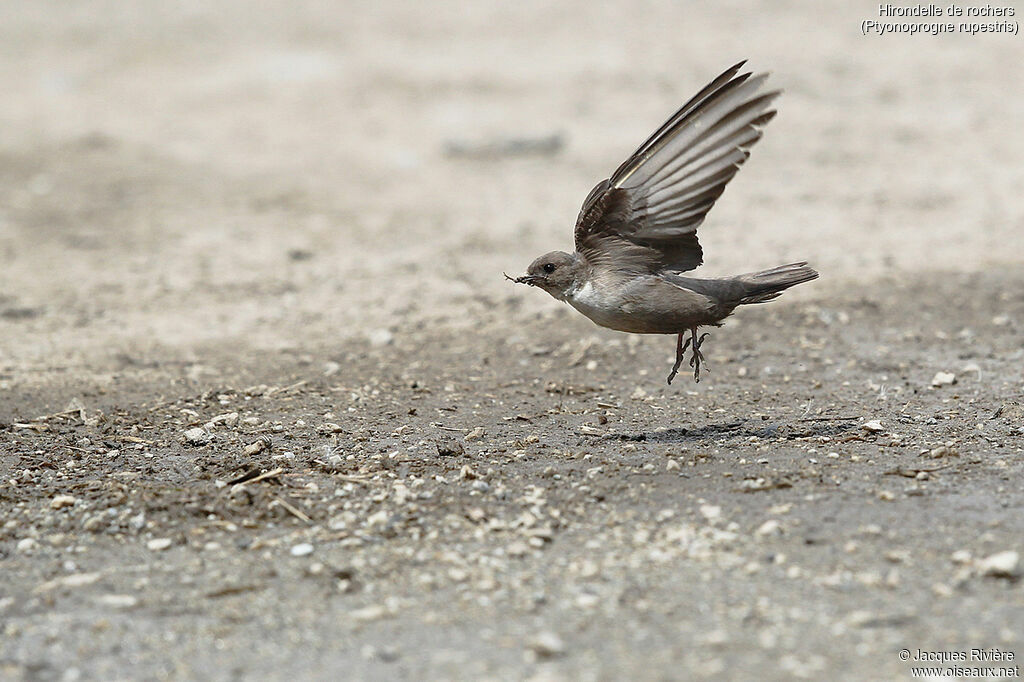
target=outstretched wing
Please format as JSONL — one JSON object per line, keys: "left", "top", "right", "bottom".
{"left": 575, "top": 61, "right": 779, "bottom": 274}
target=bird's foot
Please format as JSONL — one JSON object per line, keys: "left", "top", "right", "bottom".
{"left": 666, "top": 333, "right": 693, "bottom": 385}
{"left": 688, "top": 331, "right": 710, "bottom": 383}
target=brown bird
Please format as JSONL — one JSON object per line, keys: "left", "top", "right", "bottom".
{"left": 512, "top": 61, "right": 818, "bottom": 384}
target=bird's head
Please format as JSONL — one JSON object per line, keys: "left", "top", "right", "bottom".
{"left": 510, "top": 251, "right": 580, "bottom": 300}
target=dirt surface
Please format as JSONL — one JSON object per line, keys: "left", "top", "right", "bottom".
{"left": 2, "top": 2, "right": 1023, "bottom": 680}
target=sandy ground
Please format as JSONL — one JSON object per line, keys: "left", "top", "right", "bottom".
{"left": 1, "top": 1, "right": 1023, "bottom": 680}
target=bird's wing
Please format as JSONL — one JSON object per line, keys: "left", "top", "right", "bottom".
{"left": 574, "top": 61, "right": 779, "bottom": 274}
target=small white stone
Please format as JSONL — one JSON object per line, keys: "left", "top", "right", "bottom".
{"left": 50, "top": 495, "right": 76, "bottom": 510}
{"left": 290, "top": 543, "right": 314, "bottom": 557}
{"left": 699, "top": 504, "right": 722, "bottom": 522}
{"left": 16, "top": 538, "right": 37, "bottom": 553}
{"left": 507, "top": 541, "right": 530, "bottom": 557}
{"left": 146, "top": 538, "right": 173, "bottom": 551}
{"left": 367, "top": 329, "right": 394, "bottom": 346}
{"left": 207, "top": 412, "right": 239, "bottom": 427}
{"left": 862, "top": 420, "right": 884, "bottom": 433}
{"left": 931, "top": 371, "right": 956, "bottom": 388}
{"left": 755, "top": 519, "right": 783, "bottom": 537}
{"left": 95, "top": 594, "right": 138, "bottom": 609}
{"left": 977, "top": 550, "right": 1019, "bottom": 578}
{"left": 350, "top": 604, "right": 388, "bottom": 622}
{"left": 528, "top": 631, "right": 566, "bottom": 658}
{"left": 181, "top": 428, "right": 211, "bottom": 445}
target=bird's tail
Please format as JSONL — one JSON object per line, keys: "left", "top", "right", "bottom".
{"left": 735, "top": 262, "right": 819, "bottom": 304}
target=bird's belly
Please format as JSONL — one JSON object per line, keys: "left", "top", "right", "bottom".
{"left": 567, "top": 281, "right": 660, "bottom": 333}
{"left": 567, "top": 279, "right": 714, "bottom": 334}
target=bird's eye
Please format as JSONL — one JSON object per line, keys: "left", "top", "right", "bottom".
{"left": 542, "top": 263, "right": 556, "bottom": 274}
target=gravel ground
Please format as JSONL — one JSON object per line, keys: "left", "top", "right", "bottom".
{"left": 2, "top": 2, "right": 1023, "bottom": 680}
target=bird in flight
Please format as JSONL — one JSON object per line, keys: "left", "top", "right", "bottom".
{"left": 511, "top": 61, "right": 818, "bottom": 384}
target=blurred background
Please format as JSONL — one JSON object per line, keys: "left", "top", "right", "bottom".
{"left": 1, "top": 0, "right": 1022, "bottom": 382}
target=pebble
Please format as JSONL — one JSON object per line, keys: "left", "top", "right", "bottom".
{"left": 699, "top": 504, "right": 722, "bottom": 522}
{"left": 528, "top": 631, "right": 566, "bottom": 659}
{"left": 50, "top": 495, "right": 76, "bottom": 510}
{"left": 290, "top": 543, "right": 315, "bottom": 557}
{"left": 507, "top": 541, "right": 530, "bottom": 557}
{"left": 755, "top": 519, "right": 783, "bottom": 537}
{"left": 367, "top": 329, "right": 394, "bottom": 346}
{"left": 95, "top": 594, "right": 139, "bottom": 609}
{"left": 929, "top": 445, "right": 959, "bottom": 458}
{"left": 930, "top": 371, "right": 956, "bottom": 388}
{"left": 207, "top": 412, "right": 238, "bottom": 427}
{"left": 16, "top": 538, "right": 38, "bottom": 553}
{"left": 350, "top": 604, "right": 389, "bottom": 622}
{"left": 146, "top": 538, "right": 173, "bottom": 551}
{"left": 977, "top": 550, "right": 1019, "bottom": 578}
{"left": 861, "top": 420, "right": 884, "bottom": 433}
{"left": 181, "top": 428, "right": 211, "bottom": 446}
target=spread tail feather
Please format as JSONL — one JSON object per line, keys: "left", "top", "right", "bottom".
{"left": 736, "top": 262, "right": 818, "bottom": 304}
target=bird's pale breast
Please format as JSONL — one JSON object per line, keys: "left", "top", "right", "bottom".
{"left": 567, "top": 276, "right": 718, "bottom": 334}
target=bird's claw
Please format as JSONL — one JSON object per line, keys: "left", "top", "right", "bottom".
{"left": 667, "top": 330, "right": 711, "bottom": 384}
{"left": 690, "top": 332, "right": 710, "bottom": 382}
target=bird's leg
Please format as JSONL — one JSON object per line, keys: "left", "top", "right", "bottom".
{"left": 688, "top": 328, "right": 711, "bottom": 383}
{"left": 667, "top": 332, "right": 693, "bottom": 385}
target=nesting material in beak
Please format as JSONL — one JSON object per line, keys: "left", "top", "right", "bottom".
{"left": 504, "top": 272, "right": 538, "bottom": 286}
